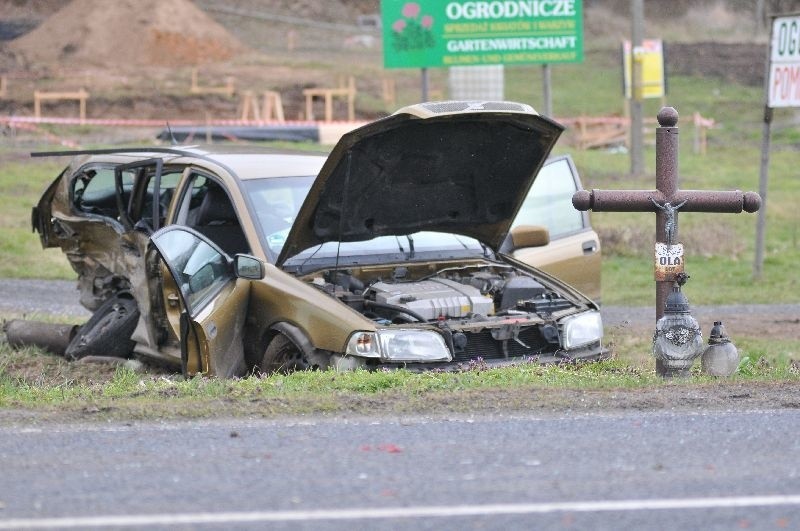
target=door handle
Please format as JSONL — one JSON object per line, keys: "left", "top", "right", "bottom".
{"left": 167, "top": 292, "right": 180, "bottom": 308}
{"left": 582, "top": 240, "right": 598, "bottom": 254}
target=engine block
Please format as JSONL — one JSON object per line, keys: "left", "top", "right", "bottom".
{"left": 368, "top": 278, "right": 494, "bottom": 321}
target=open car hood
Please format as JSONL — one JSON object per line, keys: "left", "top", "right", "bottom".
{"left": 277, "top": 101, "right": 564, "bottom": 266}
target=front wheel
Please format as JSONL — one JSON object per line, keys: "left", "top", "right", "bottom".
{"left": 65, "top": 295, "right": 139, "bottom": 360}
{"left": 257, "top": 334, "right": 312, "bottom": 375}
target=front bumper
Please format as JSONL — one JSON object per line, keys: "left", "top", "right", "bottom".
{"left": 334, "top": 341, "right": 608, "bottom": 372}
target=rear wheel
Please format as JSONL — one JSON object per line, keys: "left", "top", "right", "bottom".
{"left": 65, "top": 295, "right": 139, "bottom": 360}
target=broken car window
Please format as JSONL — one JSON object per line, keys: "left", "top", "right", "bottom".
{"left": 72, "top": 166, "right": 134, "bottom": 219}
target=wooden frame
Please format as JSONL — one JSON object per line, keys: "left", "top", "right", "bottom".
{"left": 302, "top": 76, "right": 356, "bottom": 122}
{"left": 34, "top": 89, "right": 89, "bottom": 123}
{"left": 190, "top": 68, "right": 235, "bottom": 97}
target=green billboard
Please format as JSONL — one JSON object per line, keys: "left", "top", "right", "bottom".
{"left": 381, "top": 0, "right": 584, "bottom": 68}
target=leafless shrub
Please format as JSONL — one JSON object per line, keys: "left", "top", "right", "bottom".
{"left": 598, "top": 222, "right": 745, "bottom": 259}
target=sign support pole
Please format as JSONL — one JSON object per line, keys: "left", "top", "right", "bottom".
{"left": 753, "top": 106, "right": 772, "bottom": 280}
{"left": 629, "top": 0, "right": 645, "bottom": 177}
{"left": 421, "top": 67, "right": 429, "bottom": 102}
{"left": 753, "top": 15, "right": 778, "bottom": 280}
{"left": 542, "top": 64, "right": 552, "bottom": 117}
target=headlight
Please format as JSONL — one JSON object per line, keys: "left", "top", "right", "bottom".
{"left": 345, "top": 330, "right": 452, "bottom": 362}
{"left": 561, "top": 311, "right": 603, "bottom": 349}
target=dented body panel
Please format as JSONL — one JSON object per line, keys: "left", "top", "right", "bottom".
{"left": 32, "top": 102, "right": 605, "bottom": 376}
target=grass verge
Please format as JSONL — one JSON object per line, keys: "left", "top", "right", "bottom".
{"left": 2, "top": 334, "right": 799, "bottom": 422}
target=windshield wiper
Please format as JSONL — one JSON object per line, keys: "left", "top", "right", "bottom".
{"left": 451, "top": 234, "right": 490, "bottom": 257}
{"left": 406, "top": 234, "right": 415, "bottom": 259}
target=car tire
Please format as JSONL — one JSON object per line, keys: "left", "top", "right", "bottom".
{"left": 65, "top": 295, "right": 140, "bottom": 361}
{"left": 257, "top": 334, "right": 310, "bottom": 375}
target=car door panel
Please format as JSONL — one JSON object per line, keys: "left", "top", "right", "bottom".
{"left": 56, "top": 209, "right": 132, "bottom": 310}
{"left": 37, "top": 162, "right": 160, "bottom": 309}
{"left": 32, "top": 167, "right": 68, "bottom": 248}
{"left": 151, "top": 226, "right": 250, "bottom": 377}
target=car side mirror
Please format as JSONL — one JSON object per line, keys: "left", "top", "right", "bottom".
{"left": 234, "top": 254, "right": 265, "bottom": 280}
{"left": 509, "top": 225, "right": 550, "bottom": 250}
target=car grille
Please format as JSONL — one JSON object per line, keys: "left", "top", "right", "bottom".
{"left": 453, "top": 326, "right": 554, "bottom": 363}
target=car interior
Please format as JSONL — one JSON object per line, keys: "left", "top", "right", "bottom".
{"left": 181, "top": 176, "right": 251, "bottom": 257}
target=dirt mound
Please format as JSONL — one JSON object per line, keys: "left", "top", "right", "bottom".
{"left": 8, "top": 0, "right": 246, "bottom": 67}
{"left": 0, "top": 0, "right": 69, "bottom": 20}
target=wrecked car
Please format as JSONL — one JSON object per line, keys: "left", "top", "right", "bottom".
{"left": 32, "top": 100, "right": 605, "bottom": 376}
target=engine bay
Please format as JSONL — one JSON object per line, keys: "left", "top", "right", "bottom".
{"left": 308, "top": 262, "right": 579, "bottom": 322}
{"left": 298, "top": 261, "right": 587, "bottom": 361}
{"left": 302, "top": 261, "right": 589, "bottom": 362}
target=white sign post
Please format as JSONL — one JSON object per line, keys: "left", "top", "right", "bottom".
{"left": 755, "top": 14, "right": 800, "bottom": 279}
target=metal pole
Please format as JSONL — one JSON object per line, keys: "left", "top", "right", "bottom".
{"left": 755, "top": 0, "right": 766, "bottom": 35}
{"left": 754, "top": 106, "right": 772, "bottom": 279}
{"left": 629, "top": 0, "right": 645, "bottom": 177}
{"left": 655, "top": 107, "right": 679, "bottom": 323}
{"left": 655, "top": 106, "right": 679, "bottom": 378}
{"left": 754, "top": 16, "right": 774, "bottom": 280}
{"left": 421, "top": 67, "right": 429, "bottom": 102}
{"left": 542, "top": 63, "right": 552, "bottom": 117}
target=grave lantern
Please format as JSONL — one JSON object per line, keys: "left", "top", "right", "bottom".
{"left": 652, "top": 277, "right": 704, "bottom": 377}
{"left": 701, "top": 321, "right": 739, "bottom": 377}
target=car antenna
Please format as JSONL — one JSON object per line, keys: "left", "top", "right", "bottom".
{"left": 165, "top": 122, "right": 178, "bottom": 145}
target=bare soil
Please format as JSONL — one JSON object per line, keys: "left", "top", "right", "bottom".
{"left": 667, "top": 42, "right": 768, "bottom": 87}
{"left": 0, "top": 0, "right": 776, "bottom": 125}
{"left": 7, "top": 0, "right": 244, "bottom": 67}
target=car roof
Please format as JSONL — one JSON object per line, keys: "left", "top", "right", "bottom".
{"left": 34, "top": 145, "right": 328, "bottom": 180}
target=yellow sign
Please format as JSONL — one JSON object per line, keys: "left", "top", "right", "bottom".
{"left": 623, "top": 39, "right": 665, "bottom": 100}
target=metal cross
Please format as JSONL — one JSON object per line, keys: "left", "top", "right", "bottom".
{"left": 571, "top": 107, "right": 761, "bottom": 375}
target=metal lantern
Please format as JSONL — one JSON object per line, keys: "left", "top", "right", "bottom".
{"left": 652, "top": 283, "right": 704, "bottom": 377}
{"left": 701, "top": 321, "right": 739, "bottom": 377}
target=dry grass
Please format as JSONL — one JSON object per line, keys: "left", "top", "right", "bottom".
{"left": 598, "top": 221, "right": 747, "bottom": 259}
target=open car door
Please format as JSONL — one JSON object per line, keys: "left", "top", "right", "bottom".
{"left": 150, "top": 226, "right": 251, "bottom": 377}
{"left": 31, "top": 167, "right": 68, "bottom": 248}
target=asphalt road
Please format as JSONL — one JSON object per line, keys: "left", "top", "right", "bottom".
{"left": 1, "top": 410, "right": 799, "bottom": 530}
{"left": 0, "top": 279, "right": 90, "bottom": 318}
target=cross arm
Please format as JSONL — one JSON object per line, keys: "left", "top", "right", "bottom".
{"left": 671, "top": 190, "right": 761, "bottom": 213}
{"left": 572, "top": 189, "right": 761, "bottom": 213}
{"left": 572, "top": 189, "right": 658, "bottom": 212}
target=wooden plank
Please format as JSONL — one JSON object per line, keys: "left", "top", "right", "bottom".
{"left": 33, "top": 89, "right": 89, "bottom": 123}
